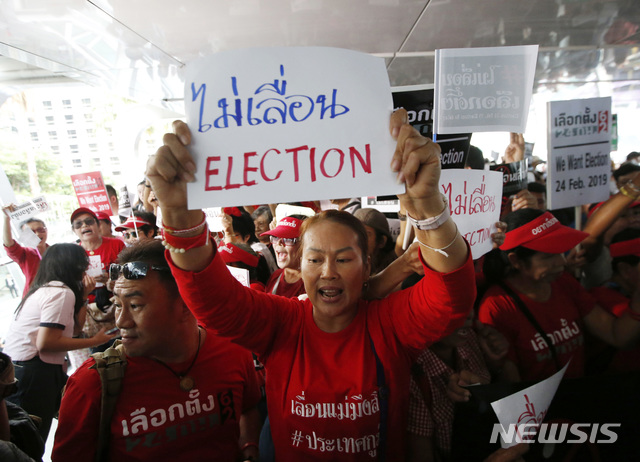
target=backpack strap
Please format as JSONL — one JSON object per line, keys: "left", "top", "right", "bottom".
{"left": 496, "top": 281, "right": 561, "bottom": 371}
{"left": 89, "top": 340, "right": 127, "bottom": 462}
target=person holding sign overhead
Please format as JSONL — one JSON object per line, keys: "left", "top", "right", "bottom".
{"left": 146, "top": 109, "right": 475, "bottom": 461}
{"left": 479, "top": 208, "right": 640, "bottom": 382}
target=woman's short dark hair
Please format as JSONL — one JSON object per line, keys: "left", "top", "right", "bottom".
{"left": 231, "top": 209, "right": 258, "bottom": 244}
{"left": 134, "top": 210, "right": 158, "bottom": 237}
{"left": 300, "top": 210, "right": 368, "bottom": 263}
{"left": 16, "top": 243, "right": 88, "bottom": 319}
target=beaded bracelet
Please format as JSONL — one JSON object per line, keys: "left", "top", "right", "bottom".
{"left": 163, "top": 212, "right": 207, "bottom": 236}
{"left": 162, "top": 226, "right": 210, "bottom": 253}
{"left": 415, "top": 223, "right": 459, "bottom": 258}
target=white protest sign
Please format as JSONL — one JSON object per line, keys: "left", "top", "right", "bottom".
{"left": 439, "top": 169, "right": 503, "bottom": 259}
{"left": 491, "top": 361, "right": 569, "bottom": 448}
{"left": 434, "top": 45, "right": 538, "bottom": 134}
{"left": 0, "top": 163, "right": 17, "bottom": 206}
{"left": 87, "top": 255, "right": 104, "bottom": 287}
{"left": 184, "top": 47, "right": 400, "bottom": 209}
{"left": 227, "top": 265, "right": 250, "bottom": 287}
{"left": 546, "top": 97, "right": 611, "bottom": 210}
{"left": 8, "top": 196, "right": 49, "bottom": 224}
{"left": 204, "top": 207, "right": 224, "bottom": 232}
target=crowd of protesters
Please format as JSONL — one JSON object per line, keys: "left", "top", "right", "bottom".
{"left": 0, "top": 112, "right": 639, "bottom": 462}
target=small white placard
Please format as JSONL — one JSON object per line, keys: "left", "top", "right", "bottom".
{"left": 440, "top": 169, "right": 503, "bottom": 259}
{"left": 434, "top": 45, "right": 538, "bottom": 134}
{"left": 491, "top": 361, "right": 569, "bottom": 448}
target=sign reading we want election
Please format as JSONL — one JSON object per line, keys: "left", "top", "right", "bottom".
{"left": 546, "top": 97, "right": 611, "bottom": 210}
{"left": 184, "top": 47, "right": 401, "bottom": 209}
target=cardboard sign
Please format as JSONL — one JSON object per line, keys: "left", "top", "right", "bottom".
{"left": 70, "top": 171, "right": 113, "bottom": 215}
{"left": 491, "top": 160, "right": 528, "bottom": 197}
{"left": 184, "top": 47, "right": 400, "bottom": 209}
{"left": 491, "top": 361, "right": 569, "bottom": 448}
{"left": 546, "top": 97, "right": 611, "bottom": 210}
{"left": 439, "top": 169, "right": 503, "bottom": 259}
{"left": 8, "top": 196, "right": 49, "bottom": 224}
{"left": 392, "top": 85, "right": 471, "bottom": 169}
{"left": 434, "top": 45, "right": 538, "bottom": 134}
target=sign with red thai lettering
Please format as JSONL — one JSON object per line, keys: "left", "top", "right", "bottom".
{"left": 70, "top": 171, "right": 113, "bottom": 215}
{"left": 184, "top": 47, "right": 400, "bottom": 208}
{"left": 439, "top": 169, "right": 503, "bottom": 259}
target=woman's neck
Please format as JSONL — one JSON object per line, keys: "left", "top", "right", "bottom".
{"left": 283, "top": 267, "right": 301, "bottom": 284}
{"left": 505, "top": 272, "right": 551, "bottom": 302}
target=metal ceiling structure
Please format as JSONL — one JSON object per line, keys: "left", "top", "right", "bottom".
{"left": 0, "top": 0, "right": 639, "bottom": 114}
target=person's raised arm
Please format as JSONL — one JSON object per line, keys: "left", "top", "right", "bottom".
{"left": 2, "top": 206, "right": 15, "bottom": 248}
{"left": 390, "top": 109, "right": 468, "bottom": 273}
{"left": 146, "top": 120, "right": 213, "bottom": 272}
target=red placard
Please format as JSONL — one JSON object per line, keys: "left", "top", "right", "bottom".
{"left": 70, "top": 171, "right": 113, "bottom": 215}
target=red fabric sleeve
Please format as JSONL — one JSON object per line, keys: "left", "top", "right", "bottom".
{"left": 167, "top": 247, "right": 304, "bottom": 358}
{"left": 368, "top": 249, "right": 476, "bottom": 357}
{"left": 4, "top": 241, "right": 27, "bottom": 264}
{"left": 52, "top": 360, "right": 101, "bottom": 461}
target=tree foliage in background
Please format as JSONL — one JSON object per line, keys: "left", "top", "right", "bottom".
{"left": 0, "top": 142, "right": 72, "bottom": 197}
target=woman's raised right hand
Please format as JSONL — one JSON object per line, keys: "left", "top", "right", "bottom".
{"left": 146, "top": 120, "right": 196, "bottom": 213}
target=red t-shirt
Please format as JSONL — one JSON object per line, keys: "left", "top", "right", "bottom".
{"left": 82, "top": 237, "right": 125, "bottom": 303}
{"left": 168, "top": 247, "right": 475, "bottom": 461}
{"left": 83, "top": 236, "right": 125, "bottom": 272}
{"left": 265, "top": 269, "right": 306, "bottom": 297}
{"left": 4, "top": 241, "right": 46, "bottom": 297}
{"left": 478, "top": 272, "right": 596, "bottom": 381}
{"left": 52, "top": 328, "right": 260, "bottom": 461}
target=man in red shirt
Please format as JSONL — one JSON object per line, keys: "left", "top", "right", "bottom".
{"left": 52, "top": 240, "right": 261, "bottom": 462}
{"left": 2, "top": 206, "right": 49, "bottom": 297}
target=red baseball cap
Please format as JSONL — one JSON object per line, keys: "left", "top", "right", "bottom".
{"left": 219, "top": 243, "right": 259, "bottom": 267}
{"left": 115, "top": 216, "right": 151, "bottom": 232}
{"left": 260, "top": 216, "right": 303, "bottom": 240}
{"left": 95, "top": 212, "right": 111, "bottom": 222}
{"left": 70, "top": 207, "right": 98, "bottom": 224}
{"left": 609, "top": 238, "right": 640, "bottom": 258}
{"left": 500, "top": 211, "right": 588, "bottom": 254}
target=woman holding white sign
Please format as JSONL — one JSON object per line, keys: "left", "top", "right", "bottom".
{"left": 146, "top": 109, "right": 475, "bottom": 461}
{"left": 479, "top": 208, "right": 640, "bottom": 382}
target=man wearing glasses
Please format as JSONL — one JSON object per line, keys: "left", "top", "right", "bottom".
{"left": 53, "top": 240, "right": 261, "bottom": 462}
{"left": 262, "top": 215, "right": 307, "bottom": 297}
{"left": 70, "top": 207, "right": 125, "bottom": 311}
{"left": 2, "top": 207, "right": 50, "bottom": 297}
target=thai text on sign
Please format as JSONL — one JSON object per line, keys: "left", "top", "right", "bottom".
{"left": 185, "top": 47, "right": 400, "bottom": 209}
